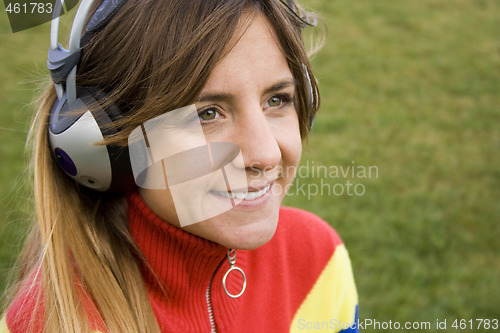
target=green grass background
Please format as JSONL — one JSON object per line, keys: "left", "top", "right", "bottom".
{"left": 1, "top": 0, "right": 499, "bottom": 331}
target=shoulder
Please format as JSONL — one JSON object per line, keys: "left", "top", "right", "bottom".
{"left": 249, "top": 207, "right": 359, "bottom": 332}
{"left": 274, "top": 207, "right": 359, "bottom": 333}
{"left": 2, "top": 271, "right": 105, "bottom": 333}
{"left": 2, "top": 274, "right": 44, "bottom": 333}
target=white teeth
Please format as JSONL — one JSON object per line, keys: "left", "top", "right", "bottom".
{"left": 215, "top": 184, "right": 271, "bottom": 201}
{"left": 235, "top": 192, "right": 246, "bottom": 200}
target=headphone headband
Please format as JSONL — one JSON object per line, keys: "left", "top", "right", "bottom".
{"left": 48, "top": 0, "right": 127, "bottom": 103}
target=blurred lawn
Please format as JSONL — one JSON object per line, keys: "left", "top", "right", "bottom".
{"left": 1, "top": 0, "right": 499, "bottom": 330}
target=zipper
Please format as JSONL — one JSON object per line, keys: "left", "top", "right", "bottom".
{"left": 206, "top": 280, "right": 217, "bottom": 333}
{"left": 206, "top": 255, "right": 225, "bottom": 333}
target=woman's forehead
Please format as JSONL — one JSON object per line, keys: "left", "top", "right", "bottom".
{"left": 201, "top": 12, "right": 292, "bottom": 95}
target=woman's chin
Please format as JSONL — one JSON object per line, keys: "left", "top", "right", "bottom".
{"left": 225, "top": 219, "right": 279, "bottom": 250}
{"left": 183, "top": 207, "right": 280, "bottom": 250}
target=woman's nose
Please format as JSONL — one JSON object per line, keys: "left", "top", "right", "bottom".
{"left": 233, "top": 104, "right": 281, "bottom": 172}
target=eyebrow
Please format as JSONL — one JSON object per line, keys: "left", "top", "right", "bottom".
{"left": 197, "top": 78, "right": 297, "bottom": 103}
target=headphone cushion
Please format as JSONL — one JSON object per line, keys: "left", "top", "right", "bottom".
{"left": 48, "top": 86, "right": 134, "bottom": 191}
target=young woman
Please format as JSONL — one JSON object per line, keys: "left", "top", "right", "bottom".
{"left": 1, "top": 0, "right": 359, "bottom": 332}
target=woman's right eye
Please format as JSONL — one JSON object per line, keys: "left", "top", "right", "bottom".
{"left": 198, "top": 108, "right": 220, "bottom": 122}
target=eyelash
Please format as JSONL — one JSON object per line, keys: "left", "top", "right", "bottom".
{"left": 197, "top": 93, "right": 294, "bottom": 123}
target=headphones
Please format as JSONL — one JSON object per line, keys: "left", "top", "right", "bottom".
{"left": 47, "top": 0, "right": 316, "bottom": 192}
{"left": 48, "top": 0, "right": 132, "bottom": 192}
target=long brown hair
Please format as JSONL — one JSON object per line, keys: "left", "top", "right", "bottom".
{"left": 3, "top": 0, "right": 323, "bottom": 331}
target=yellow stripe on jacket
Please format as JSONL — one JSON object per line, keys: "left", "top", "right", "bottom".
{"left": 290, "top": 244, "right": 358, "bottom": 333}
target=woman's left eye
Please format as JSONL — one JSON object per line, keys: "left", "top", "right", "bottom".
{"left": 265, "top": 94, "right": 292, "bottom": 108}
{"left": 267, "top": 96, "right": 284, "bottom": 107}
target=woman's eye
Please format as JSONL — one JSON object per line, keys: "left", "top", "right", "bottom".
{"left": 266, "top": 94, "right": 292, "bottom": 108}
{"left": 267, "top": 96, "right": 284, "bottom": 107}
{"left": 198, "top": 108, "right": 218, "bottom": 121}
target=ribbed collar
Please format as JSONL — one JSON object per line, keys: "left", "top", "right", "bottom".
{"left": 127, "top": 191, "right": 246, "bottom": 332}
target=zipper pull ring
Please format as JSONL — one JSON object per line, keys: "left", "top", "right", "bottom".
{"left": 222, "top": 249, "right": 247, "bottom": 298}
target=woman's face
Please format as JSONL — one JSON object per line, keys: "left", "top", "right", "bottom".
{"left": 139, "top": 12, "right": 302, "bottom": 250}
